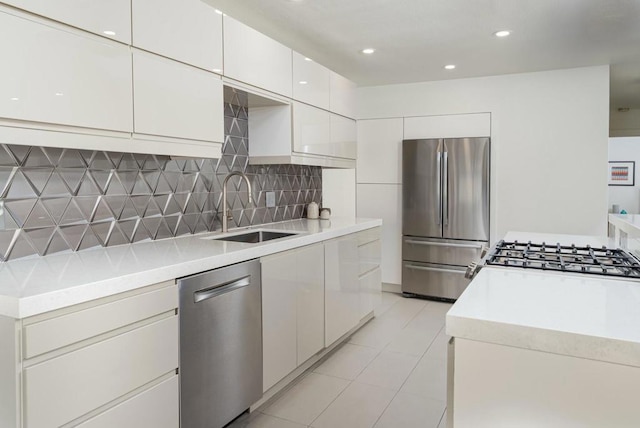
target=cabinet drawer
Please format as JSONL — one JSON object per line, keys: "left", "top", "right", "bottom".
{"left": 133, "top": 49, "right": 224, "bottom": 142}
{"left": 356, "top": 227, "right": 381, "bottom": 247}
{"left": 358, "top": 239, "right": 381, "bottom": 277}
{"left": 23, "top": 284, "right": 177, "bottom": 359}
{"left": 77, "top": 376, "right": 179, "bottom": 428}
{"left": 24, "top": 316, "right": 178, "bottom": 428}
{"left": 0, "top": 10, "right": 133, "bottom": 132}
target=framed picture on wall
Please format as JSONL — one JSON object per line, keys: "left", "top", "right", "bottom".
{"left": 608, "top": 161, "right": 635, "bottom": 186}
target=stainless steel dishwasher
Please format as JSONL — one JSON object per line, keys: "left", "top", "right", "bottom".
{"left": 178, "top": 259, "right": 262, "bottom": 428}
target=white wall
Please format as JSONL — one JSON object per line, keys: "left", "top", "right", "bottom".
{"left": 608, "top": 137, "right": 640, "bottom": 213}
{"left": 322, "top": 169, "right": 356, "bottom": 217}
{"left": 357, "top": 65, "right": 610, "bottom": 242}
{"left": 610, "top": 108, "right": 640, "bottom": 137}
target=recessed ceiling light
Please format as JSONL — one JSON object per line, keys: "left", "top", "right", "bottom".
{"left": 55, "top": 92, "right": 64, "bottom": 96}
{"left": 444, "top": 64, "right": 456, "bottom": 70}
{"left": 494, "top": 30, "right": 511, "bottom": 37}
{"left": 304, "top": 57, "right": 313, "bottom": 62}
{"left": 10, "top": 97, "right": 19, "bottom": 101}
{"left": 103, "top": 30, "right": 116, "bottom": 36}
{"left": 214, "top": 9, "right": 223, "bottom": 15}
{"left": 361, "top": 48, "right": 375, "bottom": 55}
{"left": 299, "top": 81, "right": 308, "bottom": 85}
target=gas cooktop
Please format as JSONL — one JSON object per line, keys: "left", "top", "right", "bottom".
{"left": 481, "top": 240, "right": 640, "bottom": 279}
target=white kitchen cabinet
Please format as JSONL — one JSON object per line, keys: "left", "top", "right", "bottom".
{"left": 292, "top": 52, "right": 330, "bottom": 110}
{"left": 403, "top": 113, "right": 491, "bottom": 139}
{"left": 292, "top": 101, "right": 331, "bottom": 157}
{"left": 132, "top": 0, "right": 223, "bottom": 72}
{"left": 357, "top": 229, "right": 382, "bottom": 319}
{"left": 261, "top": 250, "right": 297, "bottom": 392}
{"left": 0, "top": 9, "right": 133, "bottom": 132}
{"left": 330, "top": 113, "right": 357, "bottom": 159}
{"left": 132, "top": 49, "right": 224, "bottom": 143}
{"left": 359, "top": 267, "right": 382, "bottom": 319}
{"left": 261, "top": 243, "right": 325, "bottom": 392}
{"left": 223, "top": 16, "right": 292, "bottom": 97}
{"left": 1, "top": 0, "right": 131, "bottom": 44}
{"left": 329, "top": 71, "right": 357, "bottom": 119}
{"left": 18, "top": 281, "right": 179, "bottom": 428}
{"left": 357, "top": 118, "right": 404, "bottom": 184}
{"left": 357, "top": 184, "right": 403, "bottom": 285}
{"left": 324, "top": 235, "right": 360, "bottom": 346}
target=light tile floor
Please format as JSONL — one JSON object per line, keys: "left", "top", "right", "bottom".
{"left": 228, "top": 292, "right": 452, "bottom": 428}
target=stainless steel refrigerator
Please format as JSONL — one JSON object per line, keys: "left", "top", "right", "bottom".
{"left": 402, "top": 137, "right": 490, "bottom": 300}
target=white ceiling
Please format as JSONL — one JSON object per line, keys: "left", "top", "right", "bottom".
{"left": 204, "top": 0, "right": 640, "bottom": 108}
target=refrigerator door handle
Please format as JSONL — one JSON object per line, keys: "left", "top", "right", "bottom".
{"left": 443, "top": 151, "right": 449, "bottom": 226}
{"left": 436, "top": 150, "right": 442, "bottom": 225}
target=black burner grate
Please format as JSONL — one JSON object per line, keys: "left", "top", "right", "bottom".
{"left": 485, "top": 240, "right": 640, "bottom": 278}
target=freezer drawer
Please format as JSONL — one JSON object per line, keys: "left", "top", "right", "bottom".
{"left": 403, "top": 237, "right": 486, "bottom": 266}
{"left": 402, "top": 261, "right": 469, "bottom": 300}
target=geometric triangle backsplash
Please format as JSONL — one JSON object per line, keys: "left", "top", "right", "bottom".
{"left": 0, "top": 90, "right": 322, "bottom": 261}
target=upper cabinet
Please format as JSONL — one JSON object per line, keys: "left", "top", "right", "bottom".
{"left": 292, "top": 52, "right": 330, "bottom": 110}
{"left": 0, "top": 10, "right": 133, "bottom": 132}
{"left": 330, "top": 71, "right": 357, "bottom": 119}
{"left": 133, "top": 49, "right": 224, "bottom": 143}
{"left": 132, "top": 0, "right": 223, "bottom": 73}
{"left": 223, "top": 16, "right": 293, "bottom": 98}
{"left": 1, "top": 0, "right": 131, "bottom": 44}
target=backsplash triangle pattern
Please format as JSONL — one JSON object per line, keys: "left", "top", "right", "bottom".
{"left": 0, "top": 91, "right": 322, "bottom": 261}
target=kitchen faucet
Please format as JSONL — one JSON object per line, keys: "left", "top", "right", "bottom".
{"left": 221, "top": 171, "right": 254, "bottom": 233}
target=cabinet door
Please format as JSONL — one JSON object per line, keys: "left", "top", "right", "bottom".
{"left": 261, "top": 250, "right": 297, "bottom": 392}
{"left": 2, "top": 0, "right": 131, "bottom": 43}
{"left": 292, "top": 52, "right": 330, "bottom": 110}
{"left": 0, "top": 10, "right": 133, "bottom": 132}
{"left": 132, "top": 0, "right": 223, "bottom": 72}
{"left": 330, "top": 114, "right": 357, "bottom": 159}
{"left": 357, "top": 118, "right": 404, "bottom": 184}
{"left": 296, "top": 243, "right": 325, "bottom": 365}
{"left": 133, "top": 50, "right": 224, "bottom": 143}
{"left": 324, "top": 236, "right": 360, "bottom": 346}
{"left": 223, "top": 16, "right": 292, "bottom": 97}
{"left": 292, "top": 102, "right": 331, "bottom": 157}
{"left": 329, "top": 71, "right": 356, "bottom": 119}
{"left": 359, "top": 267, "right": 382, "bottom": 319}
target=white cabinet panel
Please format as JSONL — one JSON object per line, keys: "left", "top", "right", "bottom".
{"left": 324, "top": 235, "right": 360, "bottom": 346}
{"left": 132, "top": 0, "right": 223, "bottom": 72}
{"left": 330, "top": 114, "right": 357, "bottom": 159}
{"left": 261, "top": 250, "right": 297, "bottom": 392}
{"left": 292, "top": 52, "right": 330, "bottom": 110}
{"left": 292, "top": 101, "right": 331, "bottom": 156}
{"left": 359, "top": 267, "right": 381, "bottom": 319}
{"left": 78, "top": 376, "right": 179, "bottom": 428}
{"left": 133, "top": 50, "right": 224, "bottom": 142}
{"left": 322, "top": 169, "right": 356, "bottom": 218}
{"left": 329, "top": 71, "right": 356, "bottom": 119}
{"left": 223, "top": 16, "right": 292, "bottom": 97}
{"left": 0, "top": 11, "right": 133, "bottom": 132}
{"left": 403, "top": 113, "right": 491, "bottom": 139}
{"left": 2, "top": 0, "right": 131, "bottom": 43}
{"left": 24, "top": 316, "right": 178, "bottom": 428}
{"left": 357, "top": 118, "right": 404, "bottom": 184}
{"left": 357, "top": 184, "right": 402, "bottom": 285}
{"left": 296, "top": 244, "right": 325, "bottom": 365}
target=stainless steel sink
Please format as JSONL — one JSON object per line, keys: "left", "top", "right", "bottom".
{"left": 209, "top": 230, "right": 298, "bottom": 243}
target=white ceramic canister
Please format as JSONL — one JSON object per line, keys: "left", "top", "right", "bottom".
{"left": 307, "top": 202, "right": 319, "bottom": 219}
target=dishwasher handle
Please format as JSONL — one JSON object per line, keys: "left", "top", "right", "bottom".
{"left": 193, "top": 275, "right": 251, "bottom": 303}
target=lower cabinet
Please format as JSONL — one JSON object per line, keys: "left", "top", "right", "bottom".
{"left": 357, "top": 231, "right": 382, "bottom": 319}
{"left": 261, "top": 243, "right": 324, "bottom": 392}
{"left": 324, "top": 235, "right": 360, "bottom": 346}
{"left": 20, "top": 281, "right": 179, "bottom": 428}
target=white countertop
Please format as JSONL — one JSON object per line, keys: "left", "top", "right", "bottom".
{"left": 0, "top": 217, "right": 381, "bottom": 319}
{"left": 447, "top": 231, "right": 640, "bottom": 367}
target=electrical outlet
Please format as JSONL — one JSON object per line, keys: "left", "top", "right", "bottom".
{"left": 266, "top": 191, "right": 276, "bottom": 208}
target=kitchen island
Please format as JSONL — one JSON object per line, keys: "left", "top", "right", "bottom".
{"left": 446, "top": 232, "right": 640, "bottom": 427}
